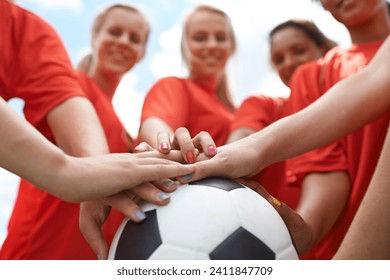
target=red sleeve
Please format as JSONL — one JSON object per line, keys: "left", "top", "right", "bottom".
{"left": 141, "top": 77, "right": 190, "bottom": 129}
{"left": 0, "top": 1, "right": 86, "bottom": 128}
{"left": 284, "top": 61, "right": 349, "bottom": 186}
{"left": 231, "top": 95, "right": 286, "bottom": 132}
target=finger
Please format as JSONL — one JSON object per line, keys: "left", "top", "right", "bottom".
{"left": 133, "top": 142, "right": 155, "bottom": 153}
{"left": 191, "top": 131, "right": 217, "bottom": 157}
{"left": 79, "top": 201, "right": 110, "bottom": 260}
{"left": 172, "top": 127, "right": 196, "bottom": 163}
{"left": 157, "top": 131, "right": 171, "bottom": 154}
{"left": 131, "top": 150, "right": 185, "bottom": 162}
{"left": 130, "top": 182, "right": 172, "bottom": 206}
{"left": 100, "top": 191, "right": 147, "bottom": 222}
{"left": 150, "top": 178, "right": 180, "bottom": 193}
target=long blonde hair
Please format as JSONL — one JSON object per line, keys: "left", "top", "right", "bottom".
{"left": 77, "top": 4, "right": 150, "bottom": 73}
{"left": 181, "top": 5, "right": 237, "bottom": 112}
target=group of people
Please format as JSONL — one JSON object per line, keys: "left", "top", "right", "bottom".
{"left": 0, "top": 0, "right": 389, "bottom": 260}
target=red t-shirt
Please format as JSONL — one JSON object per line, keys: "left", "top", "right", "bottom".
{"left": 0, "top": 72, "right": 130, "bottom": 259}
{"left": 140, "top": 77, "right": 234, "bottom": 146}
{"left": 231, "top": 95, "right": 300, "bottom": 209}
{"left": 231, "top": 95, "right": 286, "bottom": 132}
{"left": 0, "top": 0, "right": 86, "bottom": 141}
{"left": 285, "top": 41, "right": 390, "bottom": 259}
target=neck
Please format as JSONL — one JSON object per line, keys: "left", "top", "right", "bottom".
{"left": 89, "top": 70, "right": 121, "bottom": 99}
{"left": 348, "top": 9, "right": 390, "bottom": 44}
{"left": 189, "top": 72, "right": 221, "bottom": 93}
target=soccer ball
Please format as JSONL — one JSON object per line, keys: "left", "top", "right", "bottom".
{"left": 108, "top": 177, "right": 298, "bottom": 260}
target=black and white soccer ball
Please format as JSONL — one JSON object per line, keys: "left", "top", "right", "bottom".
{"left": 108, "top": 177, "right": 298, "bottom": 260}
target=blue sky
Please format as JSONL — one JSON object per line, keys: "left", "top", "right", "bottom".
{"left": 1, "top": 0, "right": 351, "bottom": 246}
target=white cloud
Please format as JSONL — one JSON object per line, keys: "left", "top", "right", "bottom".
{"left": 112, "top": 73, "right": 145, "bottom": 139}
{"left": 150, "top": 23, "right": 186, "bottom": 79}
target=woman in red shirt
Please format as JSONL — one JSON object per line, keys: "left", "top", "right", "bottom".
{"left": 228, "top": 19, "right": 337, "bottom": 209}
{"left": 138, "top": 5, "right": 237, "bottom": 163}
{"left": 0, "top": 3, "right": 198, "bottom": 260}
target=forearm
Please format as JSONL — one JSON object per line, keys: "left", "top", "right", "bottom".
{"left": 251, "top": 66, "right": 390, "bottom": 167}
{"left": 138, "top": 117, "right": 174, "bottom": 148}
{"left": 226, "top": 127, "right": 256, "bottom": 143}
{"left": 296, "top": 171, "right": 351, "bottom": 252}
{"left": 0, "top": 98, "right": 70, "bottom": 192}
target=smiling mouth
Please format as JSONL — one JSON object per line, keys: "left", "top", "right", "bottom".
{"left": 109, "top": 51, "right": 133, "bottom": 64}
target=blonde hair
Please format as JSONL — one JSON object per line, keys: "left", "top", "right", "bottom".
{"left": 181, "top": 5, "right": 236, "bottom": 112}
{"left": 77, "top": 4, "right": 150, "bottom": 73}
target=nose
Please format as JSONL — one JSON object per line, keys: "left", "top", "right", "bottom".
{"left": 205, "top": 38, "right": 219, "bottom": 49}
{"left": 117, "top": 34, "right": 131, "bottom": 45}
{"left": 283, "top": 54, "right": 296, "bottom": 69}
{"left": 281, "top": 54, "right": 300, "bottom": 75}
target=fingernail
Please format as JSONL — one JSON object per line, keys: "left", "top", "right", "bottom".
{"left": 166, "top": 180, "right": 178, "bottom": 187}
{"left": 135, "top": 210, "right": 146, "bottom": 220}
{"left": 159, "top": 192, "right": 170, "bottom": 200}
{"left": 133, "top": 145, "right": 145, "bottom": 153}
{"left": 180, "top": 173, "right": 193, "bottom": 180}
{"left": 186, "top": 151, "right": 195, "bottom": 163}
{"left": 207, "top": 145, "right": 216, "bottom": 156}
{"left": 269, "top": 196, "right": 282, "bottom": 207}
{"left": 160, "top": 142, "right": 169, "bottom": 151}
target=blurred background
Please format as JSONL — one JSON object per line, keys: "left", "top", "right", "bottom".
{"left": 1, "top": 0, "right": 351, "bottom": 246}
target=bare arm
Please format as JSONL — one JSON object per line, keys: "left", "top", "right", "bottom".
{"left": 256, "top": 36, "right": 390, "bottom": 166}
{"left": 295, "top": 172, "right": 351, "bottom": 253}
{"left": 0, "top": 98, "right": 194, "bottom": 202}
{"left": 333, "top": 125, "right": 390, "bottom": 259}
{"left": 189, "top": 36, "right": 390, "bottom": 181}
{"left": 227, "top": 127, "right": 256, "bottom": 143}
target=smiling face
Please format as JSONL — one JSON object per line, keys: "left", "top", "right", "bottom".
{"left": 91, "top": 7, "right": 149, "bottom": 76}
{"left": 270, "top": 26, "right": 324, "bottom": 86}
{"left": 182, "top": 8, "right": 235, "bottom": 80}
{"left": 320, "top": 0, "right": 385, "bottom": 27}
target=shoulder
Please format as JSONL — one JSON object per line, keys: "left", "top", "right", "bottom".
{"left": 147, "top": 76, "right": 187, "bottom": 95}
{"left": 6, "top": 2, "right": 61, "bottom": 42}
{"left": 151, "top": 76, "right": 184, "bottom": 86}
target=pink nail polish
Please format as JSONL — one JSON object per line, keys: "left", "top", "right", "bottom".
{"left": 207, "top": 145, "right": 216, "bottom": 156}
{"left": 186, "top": 151, "right": 195, "bottom": 163}
{"left": 160, "top": 142, "right": 169, "bottom": 151}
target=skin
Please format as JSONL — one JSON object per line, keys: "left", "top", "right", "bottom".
{"left": 87, "top": 7, "right": 148, "bottom": 97}
{"left": 270, "top": 26, "right": 325, "bottom": 87}
{"left": 184, "top": 35, "right": 390, "bottom": 259}
{"left": 321, "top": 0, "right": 390, "bottom": 43}
{"left": 137, "top": 7, "right": 234, "bottom": 162}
